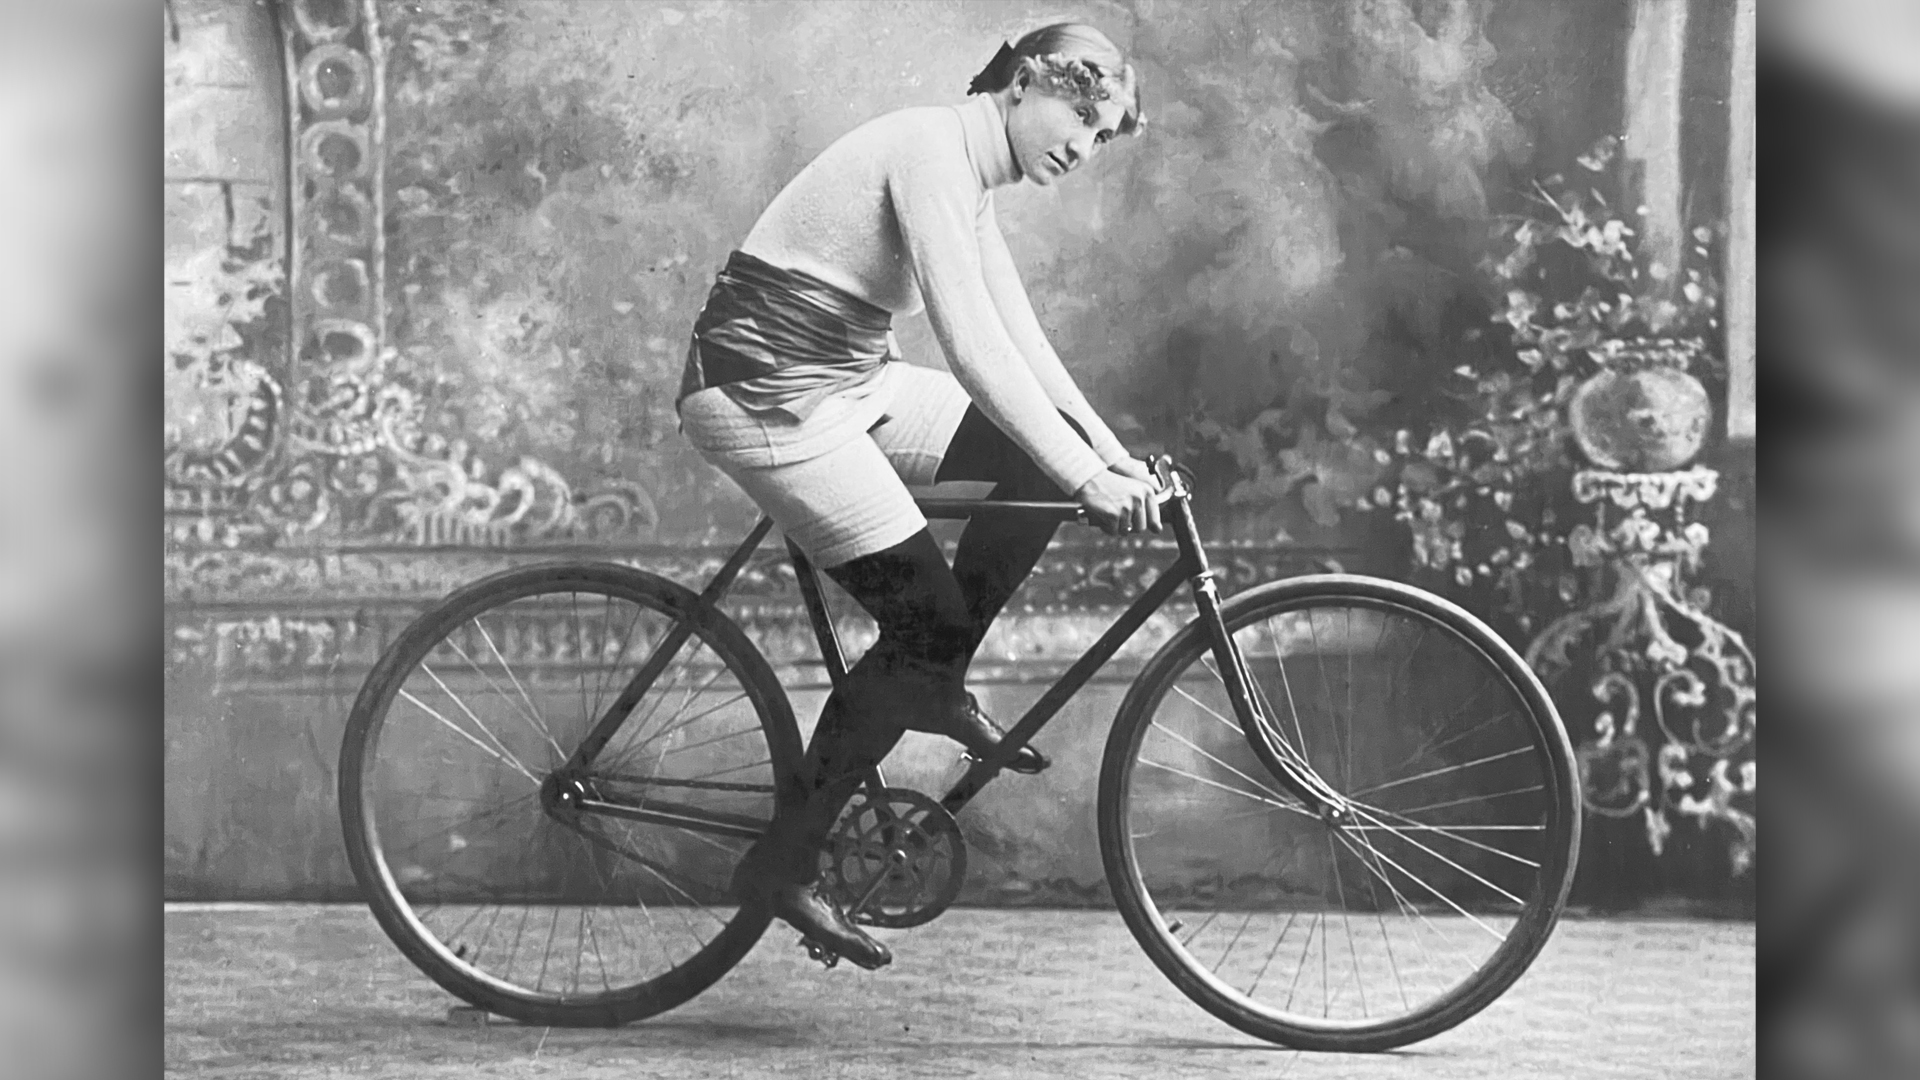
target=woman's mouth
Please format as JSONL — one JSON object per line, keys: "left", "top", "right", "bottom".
{"left": 1045, "top": 152, "right": 1066, "bottom": 175}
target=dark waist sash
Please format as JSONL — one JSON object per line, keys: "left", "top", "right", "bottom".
{"left": 679, "top": 251, "right": 893, "bottom": 419}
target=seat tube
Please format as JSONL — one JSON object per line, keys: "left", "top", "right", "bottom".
{"left": 787, "top": 541, "right": 888, "bottom": 790}
{"left": 786, "top": 540, "right": 852, "bottom": 694}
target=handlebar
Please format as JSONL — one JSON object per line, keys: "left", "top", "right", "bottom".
{"left": 914, "top": 454, "right": 1189, "bottom": 527}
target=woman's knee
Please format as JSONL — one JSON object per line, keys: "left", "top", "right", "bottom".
{"left": 828, "top": 530, "right": 974, "bottom": 663}
{"left": 937, "top": 405, "right": 1085, "bottom": 499}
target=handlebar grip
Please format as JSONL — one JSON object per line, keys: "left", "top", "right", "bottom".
{"left": 1150, "top": 454, "right": 1176, "bottom": 490}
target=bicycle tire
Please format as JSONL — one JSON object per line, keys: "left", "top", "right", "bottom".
{"left": 340, "top": 562, "right": 803, "bottom": 1026}
{"left": 1098, "top": 574, "right": 1580, "bottom": 1052}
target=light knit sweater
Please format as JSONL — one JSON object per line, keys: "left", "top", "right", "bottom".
{"left": 740, "top": 92, "right": 1129, "bottom": 495}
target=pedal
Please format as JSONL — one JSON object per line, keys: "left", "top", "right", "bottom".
{"left": 798, "top": 936, "right": 841, "bottom": 969}
{"left": 959, "top": 749, "right": 1049, "bottom": 775}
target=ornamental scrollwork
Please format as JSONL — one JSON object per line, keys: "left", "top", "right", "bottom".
{"left": 166, "top": 0, "right": 661, "bottom": 551}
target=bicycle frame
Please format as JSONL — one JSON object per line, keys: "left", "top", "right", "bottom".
{"left": 566, "top": 462, "right": 1345, "bottom": 832}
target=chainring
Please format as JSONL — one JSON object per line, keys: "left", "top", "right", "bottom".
{"left": 819, "top": 786, "right": 967, "bottom": 928}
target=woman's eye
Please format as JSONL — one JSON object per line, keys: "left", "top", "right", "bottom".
{"left": 1095, "top": 131, "right": 1112, "bottom": 145}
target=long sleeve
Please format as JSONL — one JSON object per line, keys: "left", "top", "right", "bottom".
{"left": 975, "top": 198, "right": 1131, "bottom": 467}
{"left": 888, "top": 134, "right": 1108, "bottom": 495}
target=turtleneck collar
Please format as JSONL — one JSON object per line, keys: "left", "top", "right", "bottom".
{"left": 955, "top": 92, "right": 1022, "bottom": 191}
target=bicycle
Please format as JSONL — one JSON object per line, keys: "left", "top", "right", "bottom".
{"left": 338, "top": 457, "right": 1581, "bottom": 1052}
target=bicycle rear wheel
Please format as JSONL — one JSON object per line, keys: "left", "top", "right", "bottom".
{"left": 339, "top": 562, "right": 802, "bottom": 1027}
{"left": 1099, "top": 575, "right": 1579, "bottom": 1052}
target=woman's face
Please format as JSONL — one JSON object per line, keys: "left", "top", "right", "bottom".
{"left": 1005, "top": 83, "right": 1129, "bottom": 187}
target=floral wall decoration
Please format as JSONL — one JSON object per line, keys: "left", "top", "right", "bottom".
{"left": 1371, "top": 134, "right": 1755, "bottom": 880}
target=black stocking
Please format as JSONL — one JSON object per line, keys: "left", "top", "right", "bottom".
{"left": 739, "top": 407, "right": 1093, "bottom": 888}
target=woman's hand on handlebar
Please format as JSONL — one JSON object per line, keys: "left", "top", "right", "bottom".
{"left": 1075, "top": 468, "right": 1163, "bottom": 536}
{"left": 1106, "top": 456, "right": 1161, "bottom": 489}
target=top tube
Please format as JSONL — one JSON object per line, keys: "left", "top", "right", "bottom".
{"left": 914, "top": 458, "right": 1186, "bottom": 524}
{"left": 913, "top": 497, "right": 1087, "bottom": 522}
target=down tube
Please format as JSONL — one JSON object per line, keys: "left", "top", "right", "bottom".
{"left": 939, "top": 554, "right": 1197, "bottom": 816}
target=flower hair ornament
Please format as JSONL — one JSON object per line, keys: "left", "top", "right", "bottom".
{"left": 967, "top": 41, "right": 1147, "bottom": 131}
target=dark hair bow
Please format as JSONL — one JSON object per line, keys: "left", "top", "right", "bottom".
{"left": 966, "top": 41, "right": 1019, "bottom": 95}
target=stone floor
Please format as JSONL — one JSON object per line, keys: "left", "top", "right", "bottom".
{"left": 165, "top": 904, "right": 1754, "bottom": 1079}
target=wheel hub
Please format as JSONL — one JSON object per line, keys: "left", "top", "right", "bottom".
{"left": 540, "top": 772, "right": 590, "bottom": 822}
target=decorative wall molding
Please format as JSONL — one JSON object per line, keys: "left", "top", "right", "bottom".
{"left": 163, "top": 540, "right": 1349, "bottom": 690}
{"left": 164, "top": 539, "right": 1348, "bottom": 605}
{"left": 165, "top": 0, "right": 664, "bottom": 552}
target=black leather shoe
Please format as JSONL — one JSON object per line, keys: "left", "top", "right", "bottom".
{"left": 731, "top": 860, "right": 891, "bottom": 971}
{"left": 760, "top": 884, "right": 893, "bottom": 970}
{"left": 907, "top": 693, "right": 1049, "bottom": 774}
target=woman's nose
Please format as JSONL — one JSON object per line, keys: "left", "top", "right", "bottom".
{"left": 1064, "top": 132, "right": 1097, "bottom": 166}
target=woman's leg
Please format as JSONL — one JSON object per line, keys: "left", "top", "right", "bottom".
{"left": 738, "top": 523, "right": 1044, "bottom": 903}
{"left": 933, "top": 404, "right": 1089, "bottom": 659}
{"left": 706, "top": 430, "right": 946, "bottom": 967}
{"left": 716, "top": 371, "right": 1087, "bottom": 963}
{"left": 727, "top": 530, "right": 975, "bottom": 969}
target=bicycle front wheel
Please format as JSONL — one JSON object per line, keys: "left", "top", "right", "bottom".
{"left": 340, "top": 562, "right": 802, "bottom": 1027}
{"left": 1099, "top": 575, "right": 1580, "bottom": 1052}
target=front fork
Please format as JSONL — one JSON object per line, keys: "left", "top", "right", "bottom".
{"left": 1162, "top": 469, "right": 1353, "bottom": 825}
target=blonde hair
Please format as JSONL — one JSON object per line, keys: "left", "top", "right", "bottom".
{"left": 966, "top": 23, "right": 1144, "bottom": 135}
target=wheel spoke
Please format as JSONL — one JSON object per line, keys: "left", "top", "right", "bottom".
{"left": 1382, "top": 680, "right": 1512, "bottom": 772}
{"left": 1148, "top": 719, "right": 1294, "bottom": 806}
{"left": 1350, "top": 745, "right": 1535, "bottom": 800}
{"left": 1336, "top": 805, "right": 1519, "bottom": 933}
{"left": 1261, "top": 617, "right": 1315, "bottom": 763}
{"left": 1211, "top": 654, "right": 1314, "bottom": 775}
{"left": 346, "top": 574, "right": 791, "bottom": 1025}
{"left": 1302, "top": 609, "right": 1349, "bottom": 791}
{"left": 678, "top": 757, "right": 775, "bottom": 784}
{"left": 1343, "top": 829, "right": 1413, "bottom": 1014}
{"left": 397, "top": 687, "right": 537, "bottom": 783}
{"left": 626, "top": 643, "right": 729, "bottom": 749}
{"left": 629, "top": 691, "right": 752, "bottom": 759}
{"left": 416, "top": 664, "right": 541, "bottom": 782}
{"left": 1332, "top": 827, "right": 1462, "bottom": 980}
{"left": 1136, "top": 758, "right": 1316, "bottom": 817}
{"left": 1329, "top": 833, "right": 1367, "bottom": 1018}
{"left": 1341, "top": 803, "right": 1543, "bottom": 869}
{"left": 589, "top": 593, "right": 622, "bottom": 723}
{"left": 453, "top": 627, "right": 566, "bottom": 765}
{"left": 1116, "top": 591, "right": 1576, "bottom": 1047}
{"left": 1345, "top": 608, "right": 1355, "bottom": 798}
{"left": 1377, "top": 783, "right": 1546, "bottom": 818}
{"left": 1245, "top": 911, "right": 1298, "bottom": 998}
{"left": 664, "top": 723, "right": 762, "bottom": 758}
{"left": 534, "top": 906, "right": 561, "bottom": 991}
{"left": 585, "top": 908, "right": 611, "bottom": 993}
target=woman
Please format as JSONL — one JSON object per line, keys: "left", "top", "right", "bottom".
{"left": 678, "top": 23, "right": 1153, "bottom": 969}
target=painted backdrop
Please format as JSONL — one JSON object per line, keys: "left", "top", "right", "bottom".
{"left": 165, "top": 0, "right": 1752, "bottom": 909}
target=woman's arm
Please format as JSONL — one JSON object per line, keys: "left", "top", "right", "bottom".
{"left": 889, "top": 138, "right": 1109, "bottom": 495}
{"left": 975, "top": 199, "right": 1132, "bottom": 468}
